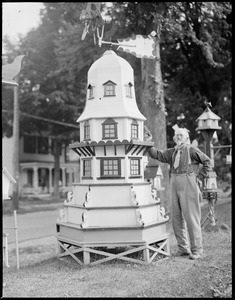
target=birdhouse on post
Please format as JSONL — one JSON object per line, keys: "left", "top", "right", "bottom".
{"left": 2, "top": 167, "right": 16, "bottom": 200}
{"left": 195, "top": 102, "right": 220, "bottom": 195}
{"left": 196, "top": 103, "right": 221, "bottom": 159}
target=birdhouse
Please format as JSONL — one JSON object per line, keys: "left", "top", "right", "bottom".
{"left": 226, "top": 149, "right": 232, "bottom": 164}
{"left": 2, "top": 167, "right": 16, "bottom": 200}
{"left": 56, "top": 50, "right": 170, "bottom": 265}
{"left": 196, "top": 106, "right": 221, "bottom": 131}
{"left": 204, "top": 171, "right": 218, "bottom": 190}
{"left": 144, "top": 164, "right": 165, "bottom": 191}
{"left": 196, "top": 105, "right": 221, "bottom": 159}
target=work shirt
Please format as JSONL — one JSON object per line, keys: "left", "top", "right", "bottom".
{"left": 148, "top": 144, "right": 212, "bottom": 181}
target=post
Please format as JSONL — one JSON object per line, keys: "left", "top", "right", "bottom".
{"left": 14, "top": 210, "right": 20, "bottom": 270}
{"left": 3, "top": 233, "right": 10, "bottom": 267}
{"left": 200, "top": 130, "right": 215, "bottom": 159}
{"left": 12, "top": 76, "right": 20, "bottom": 210}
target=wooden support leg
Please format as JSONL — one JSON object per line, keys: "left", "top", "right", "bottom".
{"left": 165, "top": 238, "right": 171, "bottom": 256}
{"left": 83, "top": 250, "right": 90, "bottom": 265}
{"left": 57, "top": 240, "right": 83, "bottom": 265}
{"left": 143, "top": 246, "right": 150, "bottom": 263}
{"left": 57, "top": 242, "right": 62, "bottom": 255}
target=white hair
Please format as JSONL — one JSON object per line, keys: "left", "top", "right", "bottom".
{"left": 174, "top": 128, "right": 189, "bottom": 139}
{"left": 173, "top": 128, "right": 190, "bottom": 145}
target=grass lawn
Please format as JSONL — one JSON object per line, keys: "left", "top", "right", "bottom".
{"left": 2, "top": 197, "right": 232, "bottom": 298}
{"left": 3, "top": 196, "right": 64, "bottom": 215}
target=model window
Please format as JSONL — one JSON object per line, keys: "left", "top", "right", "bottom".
{"left": 101, "top": 158, "right": 121, "bottom": 177}
{"left": 125, "top": 82, "right": 133, "bottom": 98}
{"left": 102, "top": 118, "right": 118, "bottom": 139}
{"left": 84, "top": 120, "right": 90, "bottom": 140}
{"left": 130, "top": 158, "right": 141, "bottom": 176}
{"left": 83, "top": 159, "right": 92, "bottom": 178}
{"left": 87, "top": 84, "right": 94, "bottom": 99}
{"left": 131, "top": 120, "right": 139, "bottom": 139}
{"left": 103, "top": 80, "right": 116, "bottom": 96}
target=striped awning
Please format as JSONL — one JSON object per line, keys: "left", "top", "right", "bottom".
{"left": 69, "top": 139, "right": 154, "bottom": 157}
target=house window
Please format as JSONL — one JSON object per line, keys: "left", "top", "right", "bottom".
{"left": 24, "top": 135, "right": 36, "bottom": 153}
{"left": 38, "top": 136, "right": 49, "bottom": 154}
{"left": 131, "top": 120, "right": 139, "bottom": 139}
{"left": 84, "top": 120, "right": 90, "bottom": 140}
{"left": 83, "top": 159, "right": 92, "bottom": 178}
{"left": 130, "top": 158, "right": 141, "bottom": 176}
{"left": 102, "top": 118, "right": 118, "bottom": 139}
{"left": 87, "top": 84, "right": 94, "bottom": 99}
{"left": 101, "top": 158, "right": 121, "bottom": 177}
{"left": 125, "top": 82, "right": 133, "bottom": 98}
{"left": 24, "top": 135, "right": 50, "bottom": 154}
{"left": 103, "top": 80, "right": 116, "bottom": 96}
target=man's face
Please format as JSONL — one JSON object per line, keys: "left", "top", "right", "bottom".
{"left": 173, "top": 130, "right": 188, "bottom": 146}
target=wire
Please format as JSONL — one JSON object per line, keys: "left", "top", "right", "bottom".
{"left": 2, "top": 109, "right": 79, "bottom": 129}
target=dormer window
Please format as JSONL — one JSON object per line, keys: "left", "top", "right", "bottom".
{"left": 84, "top": 120, "right": 90, "bottom": 140}
{"left": 87, "top": 84, "right": 94, "bottom": 99}
{"left": 131, "top": 119, "right": 139, "bottom": 139}
{"left": 125, "top": 82, "right": 133, "bottom": 98}
{"left": 103, "top": 80, "right": 116, "bottom": 97}
{"left": 102, "top": 118, "right": 118, "bottom": 139}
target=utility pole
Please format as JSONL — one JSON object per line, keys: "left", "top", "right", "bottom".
{"left": 12, "top": 75, "right": 20, "bottom": 210}
{"left": 2, "top": 55, "right": 25, "bottom": 210}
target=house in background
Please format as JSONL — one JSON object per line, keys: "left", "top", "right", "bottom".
{"left": 2, "top": 134, "right": 80, "bottom": 198}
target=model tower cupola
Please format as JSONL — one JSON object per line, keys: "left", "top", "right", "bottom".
{"left": 77, "top": 50, "right": 146, "bottom": 142}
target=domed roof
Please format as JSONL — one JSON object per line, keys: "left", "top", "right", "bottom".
{"left": 89, "top": 50, "right": 132, "bottom": 72}
{"left": 77, "top": 50, "right": 146, "bottom": 122}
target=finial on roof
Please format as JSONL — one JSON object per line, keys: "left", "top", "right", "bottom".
{"left": 204, "top": 99, "right": 212, "bottom": 108}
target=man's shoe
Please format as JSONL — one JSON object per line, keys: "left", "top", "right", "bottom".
{"left": 175, "top": 251, "right": 191, "bottom": 257}
{"left": 189, "top": 252, "right": 201, "bottom": 260}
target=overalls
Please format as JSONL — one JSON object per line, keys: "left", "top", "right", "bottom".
{"left": 170, "top": 145, "right": 203, "bottom": 254}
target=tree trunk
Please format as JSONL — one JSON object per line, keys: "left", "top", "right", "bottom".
{"left": 140, "top": 38, "right": 171, "bottom": 211}
{"left": 53, "top": 139, "right": 61, "bottom": 200}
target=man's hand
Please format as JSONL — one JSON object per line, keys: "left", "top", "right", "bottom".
{"left": 196, "top": 177, "right": 203, "bottom": 188}
{"left": 144, "top": 125, "right": 153, "bottom": 142}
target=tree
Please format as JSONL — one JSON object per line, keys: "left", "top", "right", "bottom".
{"left": 2, "top": 3, "right": 84, "bottom": 200}
{"left": 3, "top": 2, "right": 231, "bottom": 205}
{"left": 104, "top": 2, "right": 172, "bottom": 208}
{"left": 161, "top": 2, "right": 231, "bottom": 142}
{"left": 104, "top": 2, "right": 232, "bottom": 206}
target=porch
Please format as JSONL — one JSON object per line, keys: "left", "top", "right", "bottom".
{"left": 19, "top": 162, "right": 80, "bottom": 197}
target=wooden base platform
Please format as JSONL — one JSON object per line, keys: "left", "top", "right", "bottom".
{"left": 56, "top": 234, "right": 170, "bottom": 266}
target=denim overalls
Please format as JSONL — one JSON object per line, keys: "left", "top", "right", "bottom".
{"left": 170, "top": 145, "right": 203, "bottom": 254}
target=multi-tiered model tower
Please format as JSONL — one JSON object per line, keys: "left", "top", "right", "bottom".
{"left": 56, "top": 50, "right": 170, "bottom": 265}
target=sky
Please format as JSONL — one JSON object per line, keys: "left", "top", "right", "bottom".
{"left": 2, "top": 2, "right": 44, "bottom": 43}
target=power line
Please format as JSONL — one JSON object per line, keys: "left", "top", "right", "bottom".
{"left": 2, "top": 109, "right": 79, "bottom": 129}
